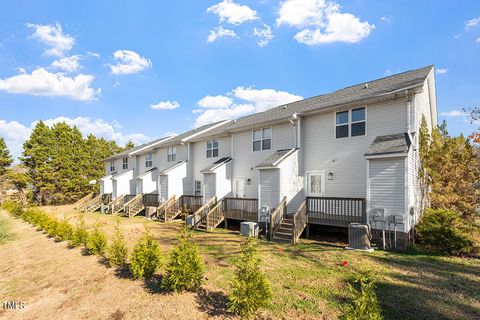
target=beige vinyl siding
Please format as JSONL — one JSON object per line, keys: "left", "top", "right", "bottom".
{"left": 301, "top": 98, "right": 408, "bottom": 198}
{"left": 233, "top": 122, "right": 296, "bottom": 199}
{"left": 368, "top": 157, "right": 407, "bottom": 232}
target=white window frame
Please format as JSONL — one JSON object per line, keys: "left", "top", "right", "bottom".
{"left": 306, "top": 171, "right": 326, "bottom": 197}
{"left": 206, "top": 140, "right": 219, "bottom": 158}
{"left": 109, "top": 161, "right": 115, "bottom": 172}
{"left": 167, "top": 146, "right": 176, "bottom": 162}
{"left": 252, "top": 127, "right": 272, "bottom": 152}
{"left": 335, "top": 107, "right": 367, "bottom": 139}
{"left": 145, "top": 153, "right": 153, "bottom": 168}
{"left": 122, "top": 158, "right": 128, "bottom": 170}
{"left": 194, "top": 180, "right": 202, "bottom": 196}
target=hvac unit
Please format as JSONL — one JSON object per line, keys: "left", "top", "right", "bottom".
{"left": 240, "top": 222, "right": 259, "bottom": 238}
{"left": 348, "top": 223, "right": 372, "bottom": 250}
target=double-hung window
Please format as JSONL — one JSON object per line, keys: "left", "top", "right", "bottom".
{"left": 122, "top": 158, "right": 128, "bottom": 170}
{"left": 145, "top": 153, "right": 153, "bottom": 168}
{"left": 206, "top": 140, "right": 219, "bottom": 158}
{"left": 110, "top": 161, "right": 115, "bottom": 172}
{"left": 335, "top": 107, "right": 366, "bottom": 138}
{"left": 194, "top": 180, "right": 202, "bottom": 196}
{"left": 252, "top": 128, "right": 272, "bottom": 151}
{"left": 167, "top": 146, "right": 176, "bottom": 162}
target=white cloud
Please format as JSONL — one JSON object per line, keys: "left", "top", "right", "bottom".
{"left": 87, "top": 51, "right": 100, "bottom": 58}
{"left": 150, "top": 100, "right": 180, "bottom": 110}
{"left": 51, "top": 55, "right": 81, "bottom": 72}
{"left": 466, "top": 17, "right": 480, "bottom": 29}
{"left": 108, "top": 50, "right": 152, "bottom": 75}
{"left": 384, "top": 68, "right": 392, "bottom": 76}
{"left": 207, "top": 26, "right": 237, "bottom": 42}
{"left": 476, "top": 37, "right": 480, "bottom": 43}
{"left": 440, "top": 110, "right": 463, "bottom": 117}
{"left": 276, "top": 0, "right": 374, "bottom": 45}
{"left": 207, "top": 0, "right": 258, "bottom": 25}
{"left": 0, "top": 68, "right": 100, "bottom": 101}
{"left": 0, "top": 117, "right": 152, "bottom": 161}
{"left": 197, "top": 95, "right": 233, "bottom": 108}
{"left": 380, "top": 16, "right": 392, "bottom": 23}
{"left": 194, "top": 87, "right": 302, "bottom": 126}
{"left": 27, "top": 23, "right": 75, "bottom": 57}
{"left": 254, "top": 24, "right": 274, "bottom": 47}
{"left": 436, "top": 68, "right": 449, "bottom": 75}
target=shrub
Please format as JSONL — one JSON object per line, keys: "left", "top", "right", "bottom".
{"left": 107, "top": 220, "right": 128, "bottom": 267}
{"left": 345, "top": 272, "right": 382, "bottom": 320}
{"left": 130, "top": 229, "right": 162, "bottom": 279}
{"left": 55, "top": 217, "right": 74, "bottom": 242}
{"left": 228, "top": 237, "right": 272, "bottom": 319}
{"left": 1, "top": 200, "right": 21, "bottom": 213}
{"left": 86, "top": 222, "right": 107, "bottom": 256}
{"left": 0, "top": 216, "right": 14, "bottom": 244}
{"left": 162, "top": 226, "right": 204, "bottom": 292}
{"left": 417, "top": 208, "right": 479, "bottom": 256}
{"left": 45, "top": 216, "right": 59, "bottom": 237}
{"left": 69, "top": 216, "right": 89, "bottom": 248}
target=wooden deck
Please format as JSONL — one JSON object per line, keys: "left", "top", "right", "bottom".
{"left": 306, "top": 197, "right": 366, "bottom": 227}
{"left": 222, "top": 197, "right": 258, "bottom": 222}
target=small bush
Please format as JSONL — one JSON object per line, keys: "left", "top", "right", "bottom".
{"left": 107, "top": 220, "right": 128, "bottom": 267}
{"left": 228, "top": 237, "right": 272, "bottom": 319}
{"left": 1, "top": 200, "right": 21, "bottom": 213}
{"left": 162, "top": 226, "right": 204, "bottom": 292}
{"left": 45, "top": 216, "right": 59, "bottom": 237}
{"left": 86, "top": 222, "right": 107, "bottom": 256}
{"left": 55, "top": 217, "right": 74, "bottom": 242}
{"left": 69, "top": 217, "right": 89, "bottom": 248}
{"left": 345, "top": 272, "right": 382, "bottom": 320}
{"left": 0, "top": 216, "right": 14, "bottom": 244}
{"left": 130, "top": 229, "right": 162, "bottom": 279}
{"left": 417, "top": 208, "right": 479, "bottom": 256}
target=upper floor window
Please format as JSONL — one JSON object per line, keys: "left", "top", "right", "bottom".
{"left": 122, "top": 158, "right": 128, "bottom": 170}
{"left": 335, "top": 107, "right": 366, "bottom": 138}
{"left": 109, "top": 161, "right": 115, "bottom": 172}
{"left": 145, "top": 153, "right": 153, "bottom": 168}
{"left": 206, "top": 140, "right": 219, "bottom": 158}
{"left": 167, "top": 146, "right": 176, "bottom": 162}
{"left": 253, "top": 128, "right": 272, "bottom": 151}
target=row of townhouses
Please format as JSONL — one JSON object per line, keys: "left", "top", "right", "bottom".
{"left": 98, "top": 65, "right": 437, "bottom": 249}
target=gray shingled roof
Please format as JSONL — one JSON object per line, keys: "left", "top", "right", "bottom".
{"left": 255, "top": 149, "right": 297, "bottom": 168}
{"left": 103, "top": 136, "right": 171, "bottom": 161}
{"left": 190, "top": 65, "right": 433, "bottom": 140}
{"left": 365, "top": 133, "right": 411, "bottom": 157}
{"left": 200, "top": 157, "right": 232, "bottom": 173}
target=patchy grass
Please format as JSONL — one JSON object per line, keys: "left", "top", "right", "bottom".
{"left": 1, "top": 205, "right": 479, "bottom": 320}
{"left": 0, "top": 215, "right": 14, "bottom": 244}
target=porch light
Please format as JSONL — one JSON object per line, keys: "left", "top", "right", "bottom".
{"left": 328, "top": 172, "right": 333, "bottom": 180}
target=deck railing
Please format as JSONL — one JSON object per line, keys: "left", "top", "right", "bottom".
{"left": 180, "top": 195, "right": 203, "bottom": 212}
{"left": 143, "top": 193, "right": 160, "bottom": 207}
{"left": 292, "top": 200, "right": 307, "bottom": 244}
{"left": 192, "top": 196, "right": 217, "bottom": 227}
{"left": 306, "top": 197, "right": 366, "bottom": 227}
{"left": 124, "top": 193, "right": 144, "bottom": 217}
{"left": 74, "top": 192, "right": 94, "bottom": 209}
{"left": 269, "top": 196, "right": 287, "bottom": 240}
{"left": 206, "top": 201, "right": 224, "bottom": 231}
{"left": 158, "top": 195, "right": 177, "bottom": 221}
{"left": 222, "top": 197, "right": 258, "bottom": 221}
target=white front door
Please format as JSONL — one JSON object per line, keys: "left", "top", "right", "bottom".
{"left": 234, "top": 178, "right": 246, "bottom": 198}
{"left": 306, "top": 171, "right": 326, "bottom": 197}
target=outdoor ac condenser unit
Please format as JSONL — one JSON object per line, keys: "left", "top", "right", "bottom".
{"left": 348, "top": 223, "right": 372, "bottom": 250}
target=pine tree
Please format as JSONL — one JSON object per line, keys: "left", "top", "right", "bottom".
{"left": 107, "top": 220, "right": 128, "bottom": 267}
{"left": 0, "top": 137, "right": 13, "bottom": 176}
{"left": 124, "top": 141, "right": 135, "bottom": 150}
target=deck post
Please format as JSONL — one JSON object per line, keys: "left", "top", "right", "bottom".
{"left": 306, "top": 224, "right": 310, "bottom": 239}
{"left": 224, "top": 218, "right": 228, "bottom": 229}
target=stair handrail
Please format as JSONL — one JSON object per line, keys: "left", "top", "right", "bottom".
{"left": 74, "top": 192, "right": 94, "bottom": 209}
{"left": 193, "top": 197, "right": 217, "bottom": 228}
{"left": 205, "top": 198, "right": 225, "bottom": 231}
{"left": 108, "top": 194, "right": 125, "bottom": 213}
{"left": 269, "top": 196, "right": 287, "bottom": 240}
{"left": 124, "top": 193, "right": 144, "bottom": 216}
{"left": 157, "top": 195, "right": 176, "bottom": 221}
{"left": 292, "top": 199, "right": 307, "bottom": 244}
{"left": 82, "top": 194, "right": 102, "bottom": 212}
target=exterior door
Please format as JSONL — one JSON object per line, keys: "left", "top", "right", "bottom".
{"left": 306, "top": 171, "right": 326, "bottom": 197}
{"left": 159, "top": 175, "right": 168, "bottom": 202}
{"left": 234, "top": 178, "right": 246, "bottom": 198}
{"left": 203, "top": 173, "right": 216, "bottom": 201}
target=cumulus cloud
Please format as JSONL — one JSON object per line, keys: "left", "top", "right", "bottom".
{"left": 276, "top": 0, "right": 374, "bottom": 45}
{"left": 27, "top": 23, "right": 75, "bottom": 57}
{"left": 150, "top": 100, "right": 180, "bottom": 110}
{"left": 109, "top": 50, "right": 152, "bottom": 75}
{"left": 466, "top": 17, "right": 480, "bottom": 29}
{"left": 436, "top": 68, "right": 449, "bottom": 75}
{"left": 207, "top": 26, "right": 237, "bottom": 42}
{"left": 0, "top": 68, "right": 100, "bottom": 101}
{"left": 0, "top": 117, "right": 152, "bottom": 161}
{"left": 440, "top": 110, "right": 463, "bottom": 117}
{"left": 194, "top": 87, "right": 302, "bottom": 126}
{"left": 51, "top": 55, "right": 81, "bottom": 72}
{"left": 207, "top": 0, "right": 258, "bottom": 25}
{"left": 254, "top": 24, "right": 274, "bottom": 47}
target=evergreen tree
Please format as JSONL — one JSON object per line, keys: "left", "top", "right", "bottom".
{"left": 0, "top": 137, "right": 13, "bottom": 176}
{"left": 124, "top": 141, "right": 135, "bottom": 150}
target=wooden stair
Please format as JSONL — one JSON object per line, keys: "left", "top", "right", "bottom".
{"left": 194, "top": 197, "right": 224, "bottom": 232}
{"left": 272, "top": 215, "right": 294, "bottom": 242}
{"left": 74, "top": 192, "right": 94, "bottom": 210}
{"left": 157, "top": 195, "right": 182, "bottom": 222}
{"left": 108, "top": 195, "right": 128, "bottom": 215}
{"left": 124, "top": 194, "right": 144, "bottom": 217}
{"left": 81, "top": 194, "right": 102, "bottom": 213}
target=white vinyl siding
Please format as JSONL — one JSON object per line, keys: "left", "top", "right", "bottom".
{"left": 159, "top": 175, "right": 168, "bottom": 202}
{"left": 203, "top": 173, "right": 216, "bottom": 201}
{"left": 137, "top": 169, "right": 157, "bottom": 194}
{"left": 112, "top": 170, "right": 134, "bottom": 199}
{"left": 259, "top": 169, "right": 280, "bottom": 210}
{"left": 368, "top": 157, "right": 406, "bottom": 232}
{"left": 278, "top": 150, "right": 304, "bottom": 213}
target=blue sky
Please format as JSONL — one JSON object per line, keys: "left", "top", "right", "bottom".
{"left": 0, "top": 0, "right": 479, "bottom": 160}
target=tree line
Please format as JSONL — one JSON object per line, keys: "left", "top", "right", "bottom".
{"left": 0, "top": 121, "right": 133, "bottom": 205}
